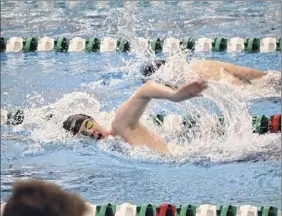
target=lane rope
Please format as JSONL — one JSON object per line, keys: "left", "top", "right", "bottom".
{"left": 1, "top": 109, "right": 280, "bottom": 134}
{"left": 0, "top": 202, "right": 280, "bottom": 216}
{"left": 0, "top": 37, "right": 280, "bottom": 53}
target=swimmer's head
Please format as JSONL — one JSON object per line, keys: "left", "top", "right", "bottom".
{"left": 141, "top": 60, "right": 166, "bottom": 76}
{"left": 63, "top": 114, "right": 108, "bottom": 140}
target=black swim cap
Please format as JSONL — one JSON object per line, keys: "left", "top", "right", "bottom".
{"left": 141, "top": 60, "right": 166, "bottom": 76}
{"left": 63, "top": 114, "right": 92, "bottom": 135}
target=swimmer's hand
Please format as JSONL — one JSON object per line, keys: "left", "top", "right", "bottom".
{"left": 171, "top": 80, "right": 207, "bottom": 102}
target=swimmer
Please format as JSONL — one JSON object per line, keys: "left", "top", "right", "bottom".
{"left": 63, "top": 80, "right": 207, "bottom": 153}
{"left": 142, "top": 60, "right": 267, "bottom": 85}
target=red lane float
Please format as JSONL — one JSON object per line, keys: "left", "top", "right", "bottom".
{"left": 269, "top": 114, "right": 281, "bottom": 133}
{"left": 157, "top": 204, "right": 176, "bottom": 216}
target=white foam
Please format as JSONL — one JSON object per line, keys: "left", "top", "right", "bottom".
{"left": 9, "top": 74, "right": 280, "bottom": 164}
{"left": 4, "top": 8, "right": 280, "bottom": 164}
{"left": 243, "top": 70, "right": 281, "bottom": 99}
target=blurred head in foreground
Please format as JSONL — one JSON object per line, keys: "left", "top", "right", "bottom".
{"left": 2, "top": 179, "right": 87, "bottom": 216}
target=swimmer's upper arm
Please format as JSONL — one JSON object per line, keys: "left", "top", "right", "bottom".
{"left": 112, "top": 81, "right": 176, "bottom": 131}
{"left": 112, "top": 80, "right": 206, "bottom": 133}
{"left": 221, "top": 62, "right": 265, "bottom": 80}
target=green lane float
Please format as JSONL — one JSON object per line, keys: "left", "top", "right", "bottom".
{"left": 177, "top": 205, "right": 197, "bottom": 216}
{"left": 117, "top": 38, "right": 130, "bottom": 52}
{"left": 55, "top": 1, "right": 66, "bottom": 8}
{"left": 219, "top": 205, "right": 237, "bottom": 216}
{"left": 151, "top": 38, "right": 163, "bottom": 53}
{"left": 152, "top": 114, "right": 165, "bottom": 125}
{"left": 0, "top": 37, "right": 7, "bottom": 52}
{"left": 23, "top": 37, "right": 38, "bottom": 52}
{"left": 54, "top": 37, "right": 69, "bottom": 52}
{"left": 218, "top": 116, "right": 225, "bottom": 126}
{"left": 86, "top": 38, "right": 101, "bottom": 52}
{"left": 136, "top": 204, "right": 156, "bottom": 216}
{"left": 182, "top": 115, "right": 199, "bottom": 128}
{"left": 277, "top": 38, "right": 281, "bottom": 51}
{"left": 138, "top": 0, "right": 151, "bottom": 7}
{"left": 260, "top": 206, "right": 278, "bottom": 216}
{"left": 252, "top": 115, "right": 269, "bottom": 134}
{"left": 6, "top": 110, "right": 24, "bottom": 125}
{"left": 244, "top": 38, "right": 260, "bottom": 52}
{"left": 96, "top": 204, "right": 116, "bottom": 216}
{"left": 164, "top": 0, "right": 180, "bottom": 5}
{"left": 180, "top": 37, "right": 195, "bottom": 51}
{"left": 212, "top": 38, "right": 227, "bottom": 52}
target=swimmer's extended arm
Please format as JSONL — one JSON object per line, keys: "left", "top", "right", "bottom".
{"left": 113, "top": 80, "right": 207, "bottom": 129}
{"left": 218, "top": 61, "right": 266, "bottom": 81}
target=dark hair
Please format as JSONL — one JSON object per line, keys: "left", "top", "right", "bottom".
{"left": 3, "top": 180, "right": 87, "bottom": 216}
{"left": 63, "top": 114, "right": 92, "bottom": 135}
{"left": 141, "top": 60, "right": 166, "bottom": 76}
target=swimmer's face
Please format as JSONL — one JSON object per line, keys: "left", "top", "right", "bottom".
{"left": 78, "top": 119, "right": 107, "bottom": 140}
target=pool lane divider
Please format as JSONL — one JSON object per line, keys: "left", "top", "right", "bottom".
{"left": 1, "top": 36, "right": 280, "bottom": 53}
{"left": 96, "top": 204, "right": 116, "bottom": 216}
{"left": 23, "top": 37, "right": 38, "bottom": 52}
{"left": 1, "top": 109, "right": 281, "bottom": 135}
{"left": 0, "top": 203, "right": 280, "bottom": 216}
{"left": 152, "top": 113, "right": 281, "bottom": 135}
{"left": 0, "top": 109, "right": 24, "bottom": 126}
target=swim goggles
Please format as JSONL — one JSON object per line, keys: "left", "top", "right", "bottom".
{"left": 85, "top": 119, "right": 94, "bottom": 130}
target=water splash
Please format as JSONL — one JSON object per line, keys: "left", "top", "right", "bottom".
{"left": 242, "top": 70, "right": 281, "bottom": 99}
{"left": 101, "top": 8, "right": 280, "bottom": 163}
{"left": 2, "top": 77, "right": 279, "bottom": 164}
{"left": 2, "top": 8, "right": 280, "bottom": 165}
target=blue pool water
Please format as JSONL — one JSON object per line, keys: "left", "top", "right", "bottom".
{"left": 1, "top": 1, "right": 281, "bottom": 208}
